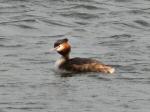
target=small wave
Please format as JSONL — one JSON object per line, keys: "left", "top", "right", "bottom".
{"left": 142, "top": 68, "right": 150, "bottom": 72}
{"left": 128, "top": 9, "right": 147, "bottom": 14}
{"left": 134, "top": 20, "right": 150, "bottom": 27}
{"left": 0, "top": 4, "right": 27, "bottom": 9}
{"left": 0, "top": 8, "right": 32, "bottom": 14}
{"left": 75, "top": 21, "right": 89, "bottom": 25}
{"left": 114, "top": 22, "right": 145, "bottom": 30}
{"left": 2, "top": 0, "right": 29, "bottom": 2}
{"left": 13, "top": 24, "right": 37, "bottom": 29}
{"left": 7, "top": 106, "right": 45, "bottom": 110}
{"left": 109, "top": 34, "right": 132, "bottom": 39}
{"left": 114, "top": 0, "right": 130, "bottom": 2}
{"left": 98, "top": 39, "right": 135, "bottom": 46}
{"left": 71, "top": 4, "right": 99, "bottom": 10}
{"left": 0, "top": 69, "right": 8, "bottom": 72}
{"left": 66, "top": 0, "right": 93, "bottom": 2}
{"left": 35, "top": 41, "right": 47, "bottom": 45}
{"left": 0, "top": 37, "right": 6, "bottom": 41}
{"left": 0, "top": 19, "right": 37, "bottom": 25}
{"left": 117, "top": 77, "right": 150, "bottom": 84}
{"left": 0, "top": 44, "right": 23, "bottom": 48}
{"left": 39, "top": 18, "right": 76, "bottom": 27}
{"left": 60, "top": 12, "right": 99, "bottom": 19}
{"left": 4, "top": 54, "right": 18, "bottom": 57}
{"left": 109, "top": 64, "right": 136, "bottom": 74}
{"left": 88, "top": 74, "right": 113, "bottom": 81}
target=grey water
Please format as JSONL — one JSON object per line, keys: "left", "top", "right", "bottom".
{"left": 0, "top": 0, "right": 150, "bottom": 112}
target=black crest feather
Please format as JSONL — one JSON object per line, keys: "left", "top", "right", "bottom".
{"left": 54, "top": 38, "right": 68, "bottom": 48}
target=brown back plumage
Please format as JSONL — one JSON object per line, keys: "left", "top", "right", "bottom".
{"left": 59, "top": 57, "right": 114, "bottom": 73}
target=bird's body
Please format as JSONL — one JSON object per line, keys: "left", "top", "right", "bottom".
{"left": 52, "top": 38, "right": 115, "bottom": 74}
{"left": 55, "top": 57, "right": 115, "bottom": 74}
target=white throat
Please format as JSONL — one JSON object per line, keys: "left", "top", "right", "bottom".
{"left": 55, "top": 56, "right": 67, "bottom": 69}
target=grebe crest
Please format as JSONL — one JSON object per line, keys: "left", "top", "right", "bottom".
{"left": 53, "top": 38, "right": 115, "bottom": 74}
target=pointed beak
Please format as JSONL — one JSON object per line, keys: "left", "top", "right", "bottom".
{"left": 49, "top": 45, "right": 60, "bottom": 52}
{"left": 49, "top": 47, "right": 57, "bottom": 52}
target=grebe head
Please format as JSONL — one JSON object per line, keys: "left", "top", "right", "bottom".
{"left": 54, "top": 38, "right": 71, "bottom": 56}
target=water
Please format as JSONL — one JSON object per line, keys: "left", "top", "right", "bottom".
{"left": 0, "top": 0, "right": 150, "bottom": 112}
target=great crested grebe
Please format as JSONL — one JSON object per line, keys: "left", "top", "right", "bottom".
{"left": 52, "top": 38, "right": 115, "bottom": 74}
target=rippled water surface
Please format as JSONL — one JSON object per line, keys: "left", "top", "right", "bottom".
{"left": 0, "top": 0, "right": 150, "bottom": 112}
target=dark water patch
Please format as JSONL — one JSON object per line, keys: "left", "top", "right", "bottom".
{"left": 0, "top": 85, "right": 6, "bottom": 87}
{"left": 147, "top": 46, "right": 150, "bottom": 49}
{"left": 130, "top": 62, "right": 150, "bottom": 66}
{"left": 7, "top": 63, "right": 21, "bottom": 68}
{"left": 134, "top": 20, "right": 150, "bottom": 27}
{"left": 88, "top": 74, "right": 113, "bottom": 81}
{"left": 116, "top": 77, "right": 149, "bottom": 81}
{"left": 13, "top": 24, "right": 37, "bottom": 29}
{"left": 60, "top": 12, "right": 99, "bottom": 19}
{"left": 142, "top": 8, "right": 150, "bottom": 11}
{"left": 75, "top": 21, "right": 89, "bottom": 25}
{"left": 118, "top": 77, "right": 150, "bottom": 84}
{"left": 35, "top": 41, "right": 47, "bottom": 45}
{"left": 98, "top": 41, "right": 119, "bottom": 46}
{"left": 1, "top": 0, "right": 29, "bottom": 2}
{"left": 44, "top": 0, "right": 64, "bottom": 2}
{"left": 0, "top": 102, "right": 23, "bottom": 105}
{"left": 39, "top": 18, "right": 75, "bottom": 27}
{"left": 0, "top": 4, "right": 27, "bottom": 10}
{"left": 4, "top": 54, "right": 18, "bottom": 57}
{"left": 0, "top": 82, "right": 24, "bottom": 88}
{"left": 114, "top": 0, "right": 130, "bottom": 2}
{"left": 0, "top": 44, "right": 23, "bottom": 48}
{"left": 114, "top": 22, "right": 146, "bottom": 30}
{"left": 21, "top": 19, "right": 37, "bottom": 23}
{"left": 71, "top": 4, "right": 99, "bottom": 10}
{"left": 0, "top": 37, "right": 7, "bottom": 41}
{"left": 66, "top": 0, "right": 93, "bottom": 2}
{"left": 0, "top": 69, "right": 9, "bottom": 72}
{"left": 129, "top": 99, "right": 150, "bottom": 103}
{"left": 98, "top": 39, "right": 135, "bottom": 46}
{"left": 57, "top": 4, "right": 100, "bottom": 11}
{"left": 112, "top": 65, "right": 136, "bottom": 73}
{"left": 0, "top": 19, "right": 37, "bottom": 25}
{"left": 25, "top": 102, "right": 42, "bottom": 105}
{"left": 10, "top": 14, "right": 40, "bottom": 22}
{"left": 73, "top": 28, "right": 86, "bottom": 32}
{"left": 131, "top": 80, "right": 150, "bottom": 84}
{"left": 44, "top": 51, "right": 52, "bottom": 55}
{"left": 142, "top": 68, "right": 150, "bottom": 72}
{"left": 0, "top": 9, "right": 32, "bottom": 14}
{"left": 128, "top": 9, "right": 147, "bottom": 15}
{"left": 109, "top": 34, "right": 132, "bottom": 39}
{"left": 7, "top": 106, "right": 45, "bottom": 110}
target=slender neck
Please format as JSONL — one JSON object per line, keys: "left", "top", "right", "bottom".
{"left": 62, "top": 53, "right": 69, "bottom": 60}
{"left": 61, "top": 53, "right": 70, "bottom": 60}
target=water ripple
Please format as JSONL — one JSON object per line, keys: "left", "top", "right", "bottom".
{"left": 60, "top": 11, "right": 99, "bottom": 19}
{"left": 61, "top": 4, "right": 100, "bottom": 10}
{"left": 0, "top": 44, "right": 23, "bottom": 48}
{"left": 134, "top": 20, "right": 150, "bottom": 27}
{"left": 39, "top": 18, "right": 76, "bottom": 27}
